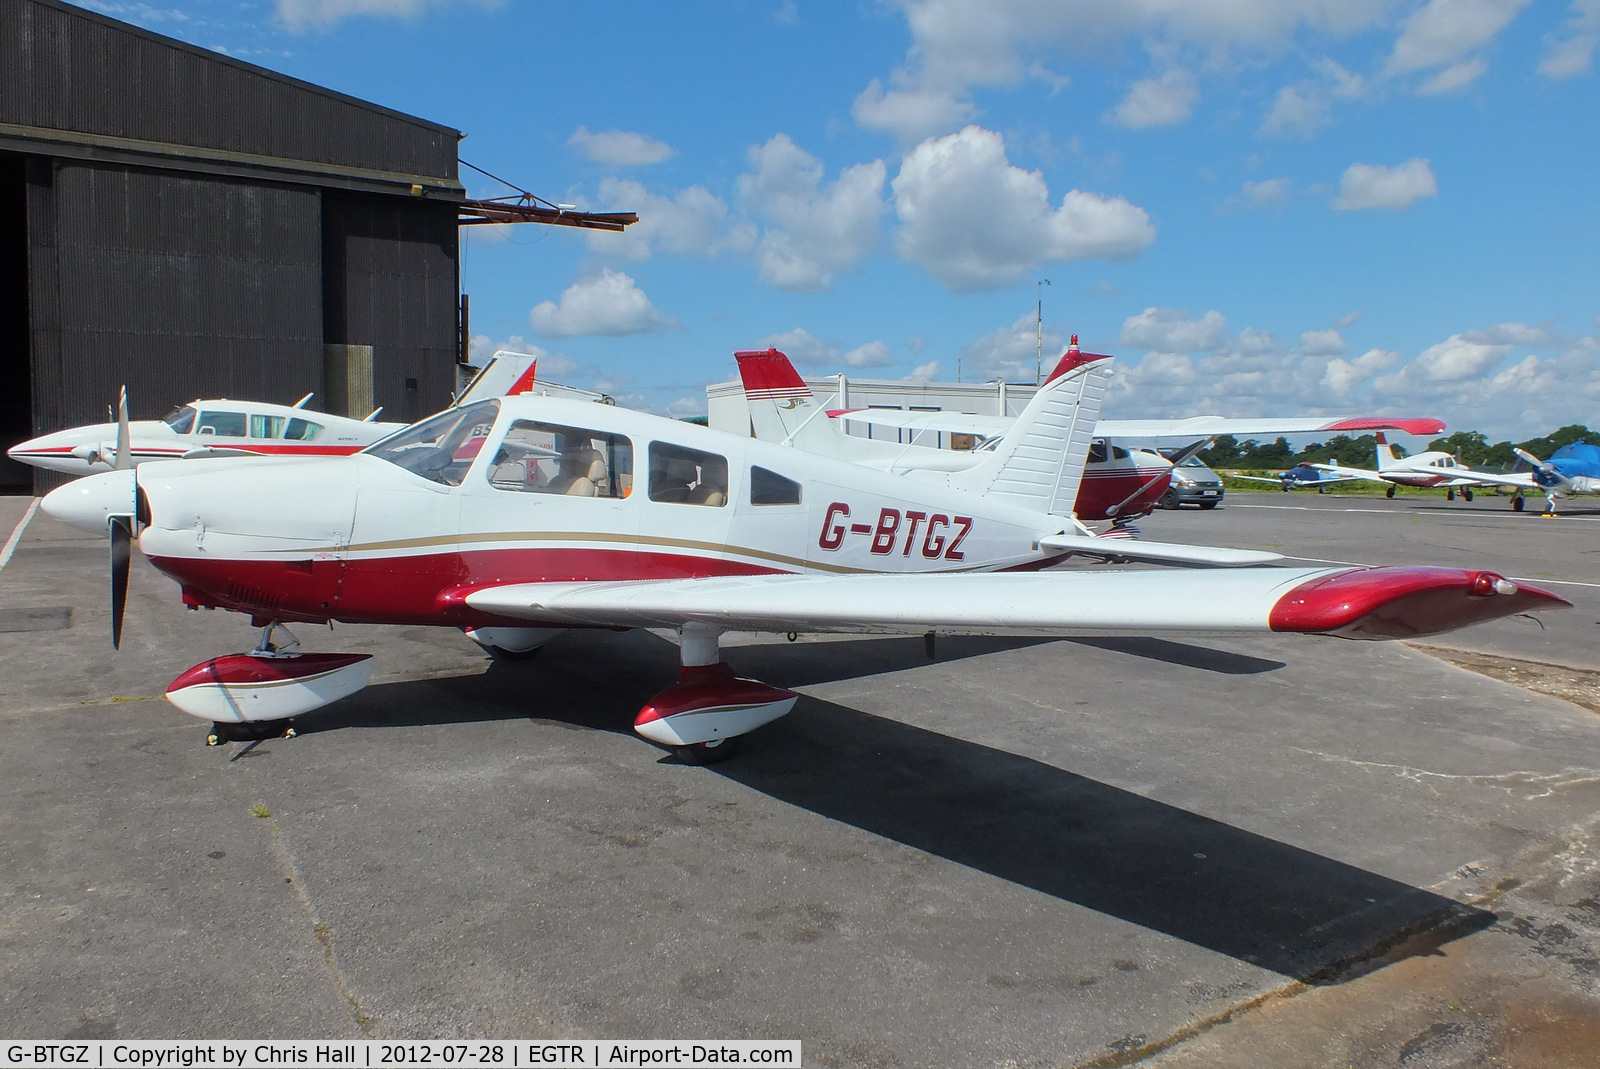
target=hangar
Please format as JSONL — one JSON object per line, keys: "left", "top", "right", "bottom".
{"left": 1, "top": 0, "right": 467, "bottom": 492}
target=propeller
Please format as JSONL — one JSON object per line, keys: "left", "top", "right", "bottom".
{"left": 110, "top": 515, "right": 131, "bottom": 649}
{"left": 110, "top": 385, "right": 136, "bottom": 647}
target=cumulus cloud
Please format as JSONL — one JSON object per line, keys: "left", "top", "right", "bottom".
{"left": 1386, "top": 0, "right": 1532, "bottom": 80}
{"left": 1335, "top": 310, "right": 1363, "bottom": 328}
{"left": 1261, "top": 85, "right": 1331, "bottom": 137}
{"left": 903, "top": 361, "right": 942, "bottom": 383}
{"left": 1298, "top": 329, "right": 1346, "bottom": 357}
{"left": 1106, "top": 70, "right": 1198, "bottom": 128}
{"left": 1321, "top": 347, "right": 1401, "bottom": 393}
{"left": 568, "top": 127, "right": 675, "bottom": 167}
{"left": 737, "top": 135, "right": 887, "bottom": 291}
{"left": 963, "top": 314, "right": 1065, "bottom": 381}
{"left": 1332, "top": 159, "right": 1438, "bottom": 210}
{"left": 586, "top": 178, "right": 756, "bottom": 261}
{"left": 1119, "top": 308, "right": 1226, "bottom": 353}
{"left": 530, "top": 270, "right": 680, "bottom": 338}
{"left": 1541, "top": 0, "right": 1600, "bottom": 77}
{"left": 891, "top": 126, "right": 1155, "bottom": 292}
{"left": 1242, "top": 177, "right": 1292, "bottom": 205}
{"left": 1418, "top": 57, "right": 1488, "bottom": 94}
{"left": 851, "top": 0, "right": 1390, "bottom": 141}
{"left": 844, "top": 341, "right": 895, "bottom": 368}
{"left": 275, "top": 0, "right": 494, "bottom": 31}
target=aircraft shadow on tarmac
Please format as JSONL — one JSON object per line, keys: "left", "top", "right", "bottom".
{"left": 301, "top": 627, "right": 1484, "bottom": 985}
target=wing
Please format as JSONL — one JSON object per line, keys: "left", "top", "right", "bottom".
{"left": 1307, "top": 463, "right": 1385, "bottom": 482}
{"left": 1036, "top": 533, "right": 1281, "bottom": 567}
{"left": 1449, "top": 468, "right": 1539, "bottom": 490}
{"left": 1097, "top": 416, "right": 1446, "bottom": 440}
{"left": 464, "top": 567, "right": 1565, "bottom": 641}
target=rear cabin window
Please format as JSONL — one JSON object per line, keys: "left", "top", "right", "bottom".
{"left": 750, "top": 466, "right": 801, "bottom": 506}
{"left": 649, "top": 442, "right": 729, "bottom": 507}
{"left": 284, "top": 418, "right": 323, "bottom": 441}
{"left": 196, "top": 411, "right": 246, "bottom": 437}
{"left": 488, "top": 420, "right": 633, "bottom": 499}
{"left": 250, "top": 414, "right": 285, "bottom": 438}
{"left": 365, "top": 400, "right": 500, "bottom": 486}
{"left": 1088, "top": 440, "right": 1108, "bottom": 463}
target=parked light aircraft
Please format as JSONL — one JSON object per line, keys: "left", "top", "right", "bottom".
{"left": 1309, "top": 433, "right": 1530, "bottom": 504}
{"left": 1451, "top": 442, "right": 1600, "bottom": 515}
{"left": 736, "top": 341, "right": 1444, "bottom": 523}
{"left": 41, "top": 349, "right": 1564, "bottom": 761}
{"left": 1232, "top": 464, "right": 1349, "bottom": 492}
{"left": 7, "top": 353, "right": 539, "bottom": 478}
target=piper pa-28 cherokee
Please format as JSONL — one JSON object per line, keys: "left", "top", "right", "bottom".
{"left": 6, "top": 353, "right": 540, "bottom": 478}
{"left": 42, "top": 348, "right": 1565, "bottom": 762}
{"left": 735, "top": 340, "right": 1445, "bottom": 524}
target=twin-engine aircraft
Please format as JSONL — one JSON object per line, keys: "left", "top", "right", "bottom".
{"left": 6, "top": 353, "right": 540, "bottom": 478}
{"left": 41, "top": 348, "right": 1565, "bottom": 761}
{"left": 733, "top": 340, "right": 1445, "bottom": 524}
{"left": 1309, "top": 432, "right": 1532, "bottom": 505}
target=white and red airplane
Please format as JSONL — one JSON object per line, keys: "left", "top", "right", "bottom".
{"left": 6, "top": 353, "right": 542, "bottom": 478}
{"left": 1311, "top": 432, "right": 1546, "bottom": 507}
{"left": 735, "top": 341, "right": 1445, "bottom": 524}
{"left": 41, "top": 350, "right": 1564, "bottom": 760}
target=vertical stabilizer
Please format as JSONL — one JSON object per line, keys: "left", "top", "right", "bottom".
{"left": 1375, "top": 431, "right": 1398, "bottom": 470}
{"left": 951, "top": 345, "right": 1113, "bottom": 515}
{"left": 735, "top": 349, "right": 845, "bottom": 456}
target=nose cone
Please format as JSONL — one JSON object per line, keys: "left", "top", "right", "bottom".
{"left": 42, "top": 469, "right": 137, "bottom": 532}
{"left": 7, "top": 426, "right": 109, "bottom": 475}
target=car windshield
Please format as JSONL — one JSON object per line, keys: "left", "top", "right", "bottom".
{"left": 161, "top": 405, "right": 197, "bottom": 434}
{"left": 365, "top": 400, "right": 500, "bottom": 486}
{"left": 1180, "top": 455, "right": 1208, "bottom": 468}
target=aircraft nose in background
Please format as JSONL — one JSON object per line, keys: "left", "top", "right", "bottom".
{"left": 41, "top": 469, "right": 137, "bottom": 532}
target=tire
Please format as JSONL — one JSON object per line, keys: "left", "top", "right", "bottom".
{"left": 1463, "top": 489, "right": 1474, "bottom": 502}
{"left": 484, "top": 644, "right": 542, "bottom": 663}
{"left": 673, "top": 736, "right": 741, "bottom": 765}
{"left": 1513, "top": 496, "right": 1525, "bottom": 512}
{"left": 1386, "top": 485, "right": 1396, "bottom": 499}
{"left": 1447, "top": 489, "right": 1455, "bottom": 501}
{"left": 1160, "top": 489, "right": 1180, "bottom": 510}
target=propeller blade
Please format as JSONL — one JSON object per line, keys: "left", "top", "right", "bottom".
{"left": 110, "top": 516, "right": 132, "bottom": 649}
{"left": 113, "top": 386, "right": 132, "bottom": 471}
{"left": 1513, "top": 447, "right": 1549, "bottom": 470}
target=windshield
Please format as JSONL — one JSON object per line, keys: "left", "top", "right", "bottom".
{"left": 161, "top": 405, "right": 197, "bottom": 434}
{"left": 365, "top": 400, "right": 500, "bottom": 486}
{"left": 1180, "top": 455, "right": 1209, "bottom": 468}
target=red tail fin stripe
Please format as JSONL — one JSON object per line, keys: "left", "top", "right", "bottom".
{"left": 1043, "top": 350, "right": 1113, "bottom": 385}
{"left": 735, "top": 349, "right": 810, "bottom": 395}
{"left": 506, "top": 361, "right": 538, "bottom": 395}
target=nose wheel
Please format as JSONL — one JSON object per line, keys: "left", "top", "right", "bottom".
{"left": 206, "top": 720, "right": 298, "bottom": 746}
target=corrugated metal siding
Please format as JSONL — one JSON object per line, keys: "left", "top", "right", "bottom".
{"left": 323, "top": 193, "right": 458, "bottom": 422}
{"left": 1, "top": 0, "right": 458, "bottom": 180}
{"left": 37, "top": 161, "right": 323, "bottom": 428}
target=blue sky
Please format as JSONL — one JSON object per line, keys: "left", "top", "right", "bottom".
{"left": 81, "top": 0, "right": 1600, "bottom": 443}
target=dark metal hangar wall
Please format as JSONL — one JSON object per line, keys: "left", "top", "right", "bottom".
{"left": 0, "top": 0, "right": 466, "bottom": 491}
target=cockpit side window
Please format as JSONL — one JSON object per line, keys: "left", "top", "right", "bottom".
{"left": 284, "top": 418, "right": 324, "bottom": 441}
{"left": 487, "top": 420, "right": 633, "bottom": 498}
{"left": 365, "top": 400, "right": 500, "bottom": 486}
{"left": 649, "top": 442, "right": 729, "bottom": 506}
{"left": 750, "top": 466, "right": 801, "bottom": 505}
{"left": 196, "top": 411, "right": 247, "bottom": 437}
{"left": 162, "top": 406, "right": 197, "bottom": 434}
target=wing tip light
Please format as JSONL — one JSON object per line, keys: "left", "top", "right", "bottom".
{"left": 1269, "top": 566, "right": 1569, "bottom": 640}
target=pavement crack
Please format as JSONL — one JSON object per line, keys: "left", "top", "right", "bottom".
{"left": 266, "top": 822, "right": 376, "bottom": 1035}
{"left": 1292, "top": 749, "right": 1600, "bottom": 800}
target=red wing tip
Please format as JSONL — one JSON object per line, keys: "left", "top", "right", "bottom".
{"left": 1270, "top": 567, "right": 1569, "bottom": 640}
{"left": 1321, "top": 418, "right": 1447, "bottom": 436}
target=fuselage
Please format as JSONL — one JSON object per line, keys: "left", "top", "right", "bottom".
{"left": 8, "top": 399, "right": 403, "bottom": 476}
{"left": 122, "top": 397, "right": 1073, "bottom": 629}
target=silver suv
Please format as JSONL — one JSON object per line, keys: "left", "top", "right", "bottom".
{"left": 1158, "top": 451, "right": 1224, "bottom": 510}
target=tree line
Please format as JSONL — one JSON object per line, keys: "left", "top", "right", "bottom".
{"left": 1198, "top": 424, "right": 1596, "bottom": 471}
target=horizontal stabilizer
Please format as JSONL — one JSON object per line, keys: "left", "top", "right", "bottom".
{"left": 1036, "top": 533, "right": 1282, "bottom": 567}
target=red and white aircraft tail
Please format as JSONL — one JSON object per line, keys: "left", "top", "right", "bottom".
{"left": 946, "top": 349, "right": 1110, "bottom": 517}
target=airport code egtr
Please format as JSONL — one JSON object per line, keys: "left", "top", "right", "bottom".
{"left": 2, "top": 1044, "right": 802, "bottom": 1069}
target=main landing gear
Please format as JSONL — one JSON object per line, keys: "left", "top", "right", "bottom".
{"left": 164, "top": 621, "right": 375, "bottom": 746}
{"left": 1513, "top": 494, "right": 1525, "bottom": 512}
{"left": 1386, "top": 485, "right": 1396, "bottom": 499}
{"left": 633, "top": 622, "right": 798, "bottom": 764}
